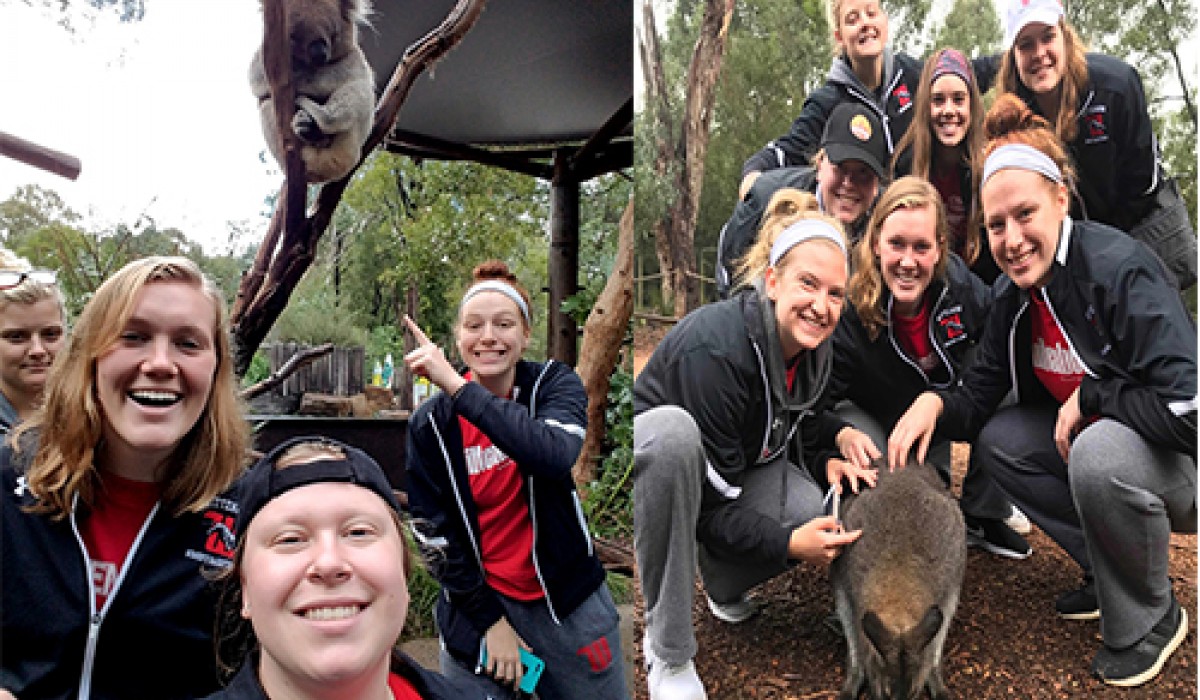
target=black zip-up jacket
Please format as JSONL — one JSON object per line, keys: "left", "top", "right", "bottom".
{"left": 634, "top": 286, "right": 849, "bottom": 564}
{"left": 405, "top": 360, "right": 605, "bottom": 666}
{"left": 715, "top": 166, "right": 869, "bottom": 297}
{"left": 743, "top": 51, "right": 999, "bottom": 176}
{"left": 1014, "top": 54, "right": 1163, "bottom": 233}
{"left": 201, "top": 649, "right": 487, "bottom": 699}
{"left": 933, "top": 219, "right": 1197, "bottom": 456}
{"left": 1, "top": 446, "right": 240, "bottom": 699}
{"left": 829, "top": 254, "right": 990, "bottom": 433}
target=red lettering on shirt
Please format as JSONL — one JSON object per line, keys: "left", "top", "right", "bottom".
{"left": 1030, "top": 292, "right": 1085, "bottom": 404}
{"left": 79, "top": 472, "right": 161, "bottom": 611}
{"left": 460, "top": 414, "right": 543, "bottom": 601}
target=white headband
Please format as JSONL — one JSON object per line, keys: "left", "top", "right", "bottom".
{"left": 460, "top": 280, "right": 530, "bottom": 323}
{"left": 982, "top": 143, "right": 1063, "bottom": 187}
{"left": 769, "top": 219, "right": 847, "bottom": 267}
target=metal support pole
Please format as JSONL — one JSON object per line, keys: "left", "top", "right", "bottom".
{"left": 547, "top": 149, "right": 580, "bottom": 364}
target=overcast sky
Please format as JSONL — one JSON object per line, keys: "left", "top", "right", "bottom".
{"left": 2, "top": 1, "right": 275, "bottom": 254}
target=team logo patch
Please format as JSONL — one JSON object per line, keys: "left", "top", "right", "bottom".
{"left": 892, "top": 84, "right": 912, "bottom": 110}
{"left": 578, "top": 637, "right": 614, "bottom": 673}
{"left": 936, "top": 308, "right": 966, "bottom": 343}
{"left": 850, "top": 114, "right": 873, "bottom": 141}
{"left": 186, "top": 495, "right": 239, "bottom": 568}
{"left": 1084, "top": 106, "right": 1108, "bottom": 144}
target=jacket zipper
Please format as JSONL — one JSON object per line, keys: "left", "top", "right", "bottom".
{"left": 68, "top": 495, "right": 160, "bottom": 700}
{"left": 1008, "top": 300, "right": 1030, "bottom": 402}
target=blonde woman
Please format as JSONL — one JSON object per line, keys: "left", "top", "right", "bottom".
{"left": 0, "top": 248, "right": 67, "bottom": 433}
{"left": 2, "top": 256, "right": 249, "bottom": 699}
{"left": 635, "top": 189, "right": 876, "bottom": 699}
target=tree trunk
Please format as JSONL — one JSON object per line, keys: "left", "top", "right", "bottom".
{"left": 640, "top": 0, "right": 735, "bottom": 319}
{"left": 229, "top": 0, "right": 489, "bottom": 376}
{"left": 572, "top": 196, "right": 634, "bottom": 487}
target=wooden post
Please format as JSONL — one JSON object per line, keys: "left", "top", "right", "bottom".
{"left": 0, "top": 132, "right": 81, "bottom": 181}
{"left": 548, "top": 149, "right": 580, "bottom": 364}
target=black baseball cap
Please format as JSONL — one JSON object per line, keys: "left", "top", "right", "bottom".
{"left": 236, "top": 436, "right": 402, "bottom": 541}
{"left": 821, "top": 103, "right": 888, "bottom": 181}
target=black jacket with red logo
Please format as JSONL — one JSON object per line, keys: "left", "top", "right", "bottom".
{"left": 1013, "top": 53, "right": 1163, "bottom": 234}
{"left": 828, "top": 253, "right": 991, "bottom": 434}
{"left": 1, "top": 443, "right": 240, "bottom": 700}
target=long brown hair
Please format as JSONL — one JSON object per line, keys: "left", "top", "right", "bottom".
{"left": 21, "top": 256, "right": 248, "bottom": 519}
{"left": 890, "top": 48, "right": 986, "bottom": 266}
{"left": 849, "top": 177, "right": 950, "bottom": 340}
{"left": 996, "top": 18, "right": 1090, "bottom": 143}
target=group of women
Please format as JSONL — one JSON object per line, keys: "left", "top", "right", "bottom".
{"left": 636, "top": 0, "right": 1196, "bottom": 699}
{"left": 2, "top": 254, "right": 625, "bottom": 699}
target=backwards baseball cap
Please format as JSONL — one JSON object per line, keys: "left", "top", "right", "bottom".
{"left": 821, "top": 103, "right": 887, "bottom": 181}
{"left": 1004, "top": 0, "right": 1064, "bottom": 48}
{"left": 236, "top": 436, "right": 402, "bottom": 540}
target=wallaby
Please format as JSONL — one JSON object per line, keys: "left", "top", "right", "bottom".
{"left": 830, "top": 457, "right": 966, "bottom": 700}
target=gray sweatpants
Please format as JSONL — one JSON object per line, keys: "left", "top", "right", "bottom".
{"left": 633, "top": 406, "right": 824, "bottom": 667}
{"left": 834, "top": 400, "right": 1013, "bottom": 520}
{"left": 976, "top": 405, "right": 1196, "bottom": 648}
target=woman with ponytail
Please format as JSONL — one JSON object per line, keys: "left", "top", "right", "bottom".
{"left": 403, "top": 261, "right": 627, "bottom": 699}
{"left": 889, "top": 94, "right": 1196, "bottom": 688}
{"left": 634, "top": 189, "right": 876, "bottom": 699}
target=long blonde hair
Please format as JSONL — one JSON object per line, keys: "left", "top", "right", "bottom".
{"left": 734, "top": 188, "right": 848, "bottom": 289}
{"left": 849, "top": 177, "right": 950, "bottom": 340}
{"left": 996, "top": 19, "right": 1089, "bottom": 143}
{"left": 22, "top": 256, "right": 248, "bottom": 519}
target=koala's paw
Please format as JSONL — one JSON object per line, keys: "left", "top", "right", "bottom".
{"left": 292, "top": 110, "right": 327, "bottom": 144}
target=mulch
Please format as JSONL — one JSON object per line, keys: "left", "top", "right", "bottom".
{"left": 629, "top": 444, "right": 1198, "bottom": 699}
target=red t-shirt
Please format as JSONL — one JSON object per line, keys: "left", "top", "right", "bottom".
{"left": 1029, "top": 291, "right": 1085, "bottom": 404}
{"left": 459, "top": 410, "right": 543, "bottom": 601}
{"left": 892, "top": 300, "right": 939, "bottom": 373}
{"left": 79, "top": 471, "right": 161, "bottom": 611}
{"left": 388, "top": 671, "right": 424, "bottom": 700}
{"left": 930, "top": 166, "right": 969, "bottom": 255}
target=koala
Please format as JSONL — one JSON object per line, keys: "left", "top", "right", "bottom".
{"left": 830, "top": 458, "right": 966, "bottom": 700}
{"left": 249, "top": 0, "right": 375, "bottom": 184}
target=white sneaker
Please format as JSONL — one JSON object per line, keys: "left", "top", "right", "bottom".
{"left": 1005, "top": 505, "right": 1033, "bottom": 535}
{"left": 646, "top": 647, "right": 708, "bottom": 700}
{"left": 705, "top": 594, "right": 758, "bottom": 623}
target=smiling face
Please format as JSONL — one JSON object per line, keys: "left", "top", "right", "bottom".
{"left": 1013, "top": 21, "right": 1065, "bottom": 99}
{"left": 0, "top": 297, "right": 65, "bottom": 408}
{"left": 982, "top": 168, "right": 1069, "bottom": 289}
{"left": 241, "top": 482, "right": 408, "bottom": 694}
{"left": 929, "top": 74, "right": 970, "bottom": 150}
{"left": 456, "top": 290, "right": 530, "bottom": 396}
{"left": 834, "top": 0, "right": 888, "bottom": 65}
{"left": 765, "top": 240, "right": 847, "bottom": 360}
{"left": 817, "top": 157, "right": 880, "bottom": 226}
{"left": 94, "top": 280, "right": 217, "bottom": 479}
{"left": 874, "top": 205, "right": 941, "bottom": 317}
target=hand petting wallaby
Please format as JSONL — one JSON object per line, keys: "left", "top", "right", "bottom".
{"left": 831, "top": 457, "right": 966, "bottom": 700}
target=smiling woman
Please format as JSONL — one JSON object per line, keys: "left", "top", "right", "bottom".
{"left": 204, "top": 437, "right": 483, "bottom": 700}
{"left": 0, "top": 247, "right": 67, "bottom": 433}
{"left": 0, "top": 256, "right": 249, "bottom": 700}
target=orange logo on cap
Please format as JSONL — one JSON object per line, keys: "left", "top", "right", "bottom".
{"left": 850, "top": 115, "right": 872, "bottom": 141}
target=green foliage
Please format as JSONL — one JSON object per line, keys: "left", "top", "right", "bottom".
{"left": 399, "top": 562, "right": 442, "bottom": 641}
{"left": 241, "top": 350, "right": 271, "bottom": 388}
{"left": 268, "top": 271, "right": 369, "bottom": 347}
{"left": 932, "top": 0, "right": 1001, "bottom": 56}
{"left": 583, "top": 363, "right": 634, "bottom": 540}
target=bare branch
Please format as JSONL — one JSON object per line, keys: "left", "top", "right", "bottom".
{"left": 240, "top": 343, "right": 335, "bottom": 401}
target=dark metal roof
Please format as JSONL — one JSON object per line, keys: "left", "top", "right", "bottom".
{"left": 361, "top": 0, "right": 632, "bottom": 178}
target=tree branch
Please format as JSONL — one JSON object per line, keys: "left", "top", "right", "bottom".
{"left": 240, "top": 343, "right": 335, "bottom": 400}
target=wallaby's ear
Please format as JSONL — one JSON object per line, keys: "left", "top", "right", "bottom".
{"left": 913, "top": 605, "right": 944, "bottom": 651}
{"left": 862, "top": 610, "right": 891, "bottom": 656}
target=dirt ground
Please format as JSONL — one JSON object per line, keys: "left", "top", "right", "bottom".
{"left": 629, "top": 325, "right": 1198, "bottom": 699}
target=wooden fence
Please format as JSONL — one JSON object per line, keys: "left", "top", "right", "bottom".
{"left": 265, "top": 343, "right": 365, "bottom": 397}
